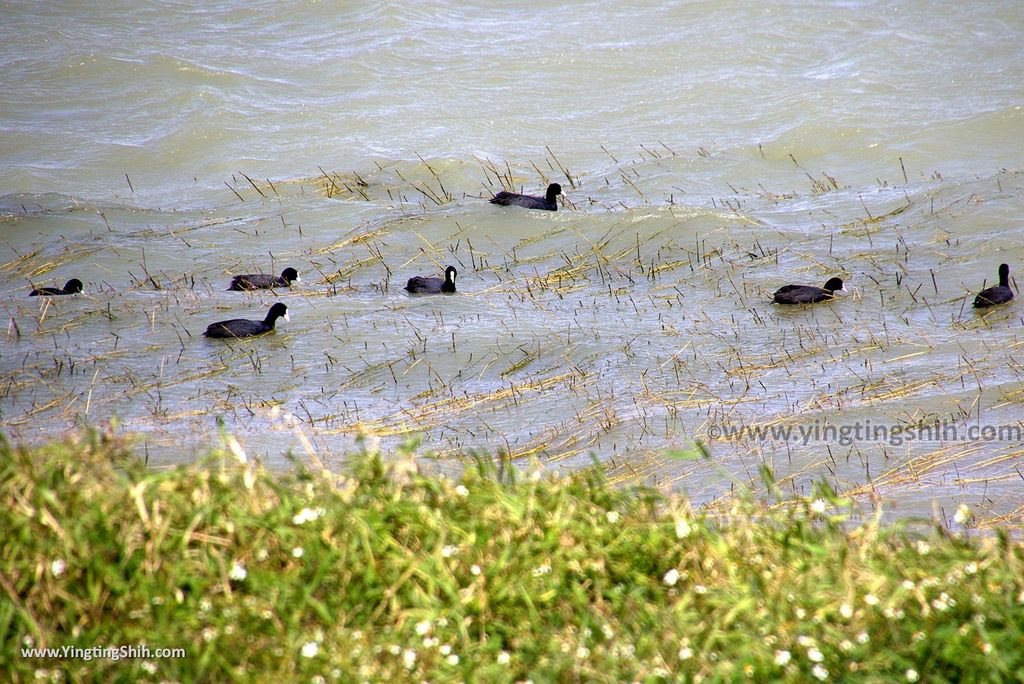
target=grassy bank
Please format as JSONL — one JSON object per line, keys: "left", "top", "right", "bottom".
{"left": 2, "top": 431, "right": 1022, "bottom": 682}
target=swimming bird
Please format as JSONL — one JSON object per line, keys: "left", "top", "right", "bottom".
{"left": 29, "top": 279, "right": 83, "bottom": 296}
{"left": 405, "top": 266, "right": 457, "bottom": 294}
{"left": 489, "top": 183, "right": 562, "bottom": 211}
{"left": 772, "top": 277, "right": 845, "bottom": 305}
{"left": 204, "top": 302, "right": 289, "bottom": 338}
{"left": 973, "top": 263, "right": 1014, "bottom": 308}
{"left": 228, "top": 267, "right": 300, "bottom": 291}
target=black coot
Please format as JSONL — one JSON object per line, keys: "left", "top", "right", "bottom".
{"left": 489, "top": 183, "right": 561, "bottom": 211}
{"left": 30, "top": 279, "right": 83, "bottom": 296}
{"left": 973, "top": 263, "right": 1013, "bottom": 308}
{"left": 405, "top": 266, "right": 457, "bottom": 294}
{"left": 772, "top": 277, "right": 845, "bottom": 305}
{"left": 204, "top": 302, "right": 289, "bottom": 338}
{"left": 228, "top": 267, "right": 299, "bottom": 291}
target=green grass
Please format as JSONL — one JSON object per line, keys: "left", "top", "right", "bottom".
{"left": 2, "top": 430, "right": 1022, "bottom": 683}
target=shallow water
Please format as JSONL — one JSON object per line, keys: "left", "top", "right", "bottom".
{"left": 2, "top": 1, "right": 1024, "bottom": 525}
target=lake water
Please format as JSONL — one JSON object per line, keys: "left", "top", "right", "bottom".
{"left": 2, "top": 1, "right": 1023, "bottom": 526}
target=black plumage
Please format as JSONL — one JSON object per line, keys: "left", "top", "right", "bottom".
{"left": 204, "top": 303, "right": 289, "bottom": 338}
{"left": 489, "top": 183, "right": 562, "bottom": 211}
{"left": 973, "top": 263, "right": 1014, "bottom": 308}
{"left": 772, "top": 277, "right": 845, "bottom": 305}
{"left": 30, "top": 279, "right": 83, "bottom": 296}
{"left": 228, "top": 268, "right": 299, "bottom": 291}
{"left": 405, "top": 266, "right": 457, "bottom": 294}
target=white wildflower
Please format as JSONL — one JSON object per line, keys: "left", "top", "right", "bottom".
{"left": 678, "top": 646, "right": 693, "bottom": 660}
{"left": 292, "top": 507, "right": 325, "bottom": 525}
{"left": 953, "top": 504, "right": 971, "bottom": 525}
{"left": 402, "top": 649, "right": 417, "bottom": 669}
{"left": 774, "top": 649, "right": 791, "bottom": 666}
{"left": 50, "top": 559, "right": 66, "bottom": 577}
{"left": 839, "top": 603, "right": 853, "bottom": 619}
{"left": 905, "top": 669, "right": 919, "bottom": 682}
{"left": 497, "top": 651, "right": 511, "bottom": 665}
{"left": 663, "top": 568, "right": 680, "bottom": 586}
{"left": 810, "top": 499, "right": 827, "bottom": 515}
{"left": 455, "top": 485, "right": 469, "bottom": 497}
{"left": 301, "top": 641, "right": 319, "bottom": 658}
{"left": 808, "top": 647, "right": 824, "bottom": 662}
{"left": 606, "top": 510, "right": 620, "bottom": 524}
{"left": 812, "top": 663, "right": 828, "bottom": 681}
{"left": 675, "top": 518, "right": 692, "bottom": 538}
{"left": 228, "top": 562, "right": 247, "bottom": 581}
{"left": 446, "top": 654, "right": 459, "bottom": 665}
{"left": 292, "top": 547, "right": 304, "bottom": 558}
{"left": 415, "top": 620, "right": 431, "bottom": 636}
{"left": 864, "top": 594, "right": 879, "bottom": 606}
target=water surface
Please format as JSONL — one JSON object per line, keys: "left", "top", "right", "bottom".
{"left": 2, "top": 1, "right": 1024, "bottom": 526}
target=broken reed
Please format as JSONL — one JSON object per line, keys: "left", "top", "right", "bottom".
{"left": 5, "top": 149, "right": 1021, "bottom": 533}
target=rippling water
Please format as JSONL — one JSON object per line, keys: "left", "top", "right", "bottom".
{"left": 2, "top": 1, "right": 1023, "bottom": 524}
